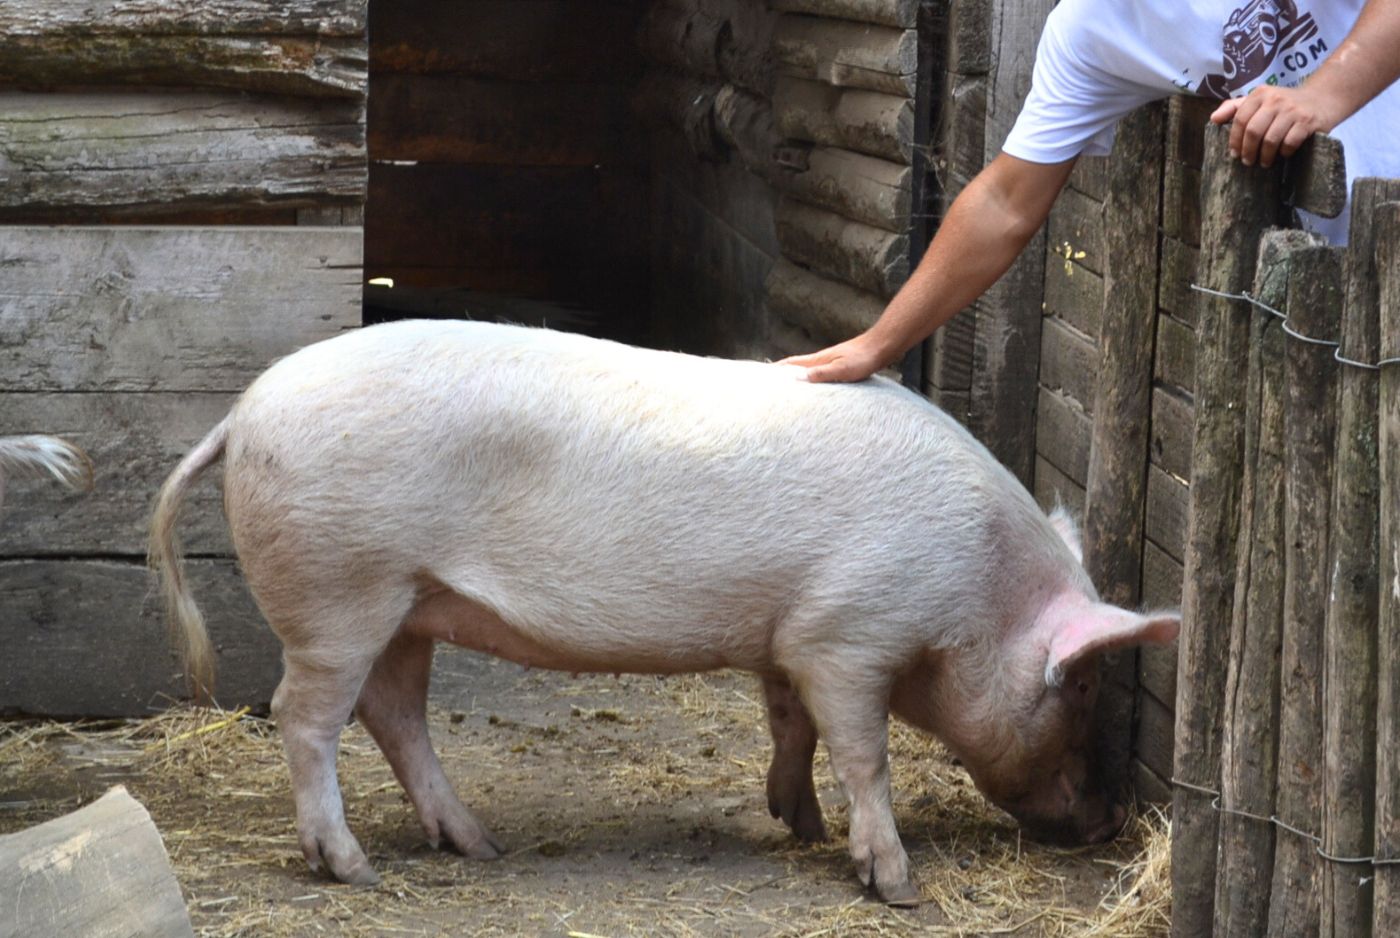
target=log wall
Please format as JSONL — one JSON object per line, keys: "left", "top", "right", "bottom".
{"left": 0, "top": 0, "right": 367, "bottom": 716}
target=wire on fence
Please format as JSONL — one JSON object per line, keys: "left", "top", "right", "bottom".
{"left": 1189, "top": 283, "right": 1400, "bottom": 370}
{"left": 1171, "top": 777, "right": 1399, "bottom": 869}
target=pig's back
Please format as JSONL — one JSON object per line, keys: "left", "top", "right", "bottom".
{"left": 226, "top": 321, "right": 1072, "bottom": 656}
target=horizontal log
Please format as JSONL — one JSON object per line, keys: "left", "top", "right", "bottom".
{"left": 1043, "top": 257, "right": 1104, "bottom": 340}
{"left": 773, "top": 15, "right": 916, "bottom": 96}
{"left": 1035, "top": 387, "right": 1091, "bottom": 486}
{"left": 774, "top": 197, "right": 908, "bottom": 296}
{"left": 1047, "top": 185, "right": 1105, "bottom": 276}
{"left": 764, "top": 258, "right": 884, "bottom": 343}
{"left": 770, "top": 0, "right": 918, "bottom": 28}
{"left": 1145, "top": 462, "right": 1189, "bottom": 563}
{"left": 0, "top": 393, "right": 237, "bottom": 556}
{"left": 1150, "top": 386, "right": 1195, "bottom": 482}
{"left": 1284, "top": 133, "right": 1346, "bottom": 218}
{"left": 713, "top": 84, "right": 792, "bottom": 181}
{"left": 782, "top": 147, "right": 910, "bottom": 232}
{"left": 1154, "top": 313, "right": 1196, "bottom": 395}
{"left": 773, "top": 76, "right": 913, "bottom": 163}
{"left": 0, "top": 227, "right": 361, "bottom": 393}
{"left": 1039, "top": 317, "right": 1098, "bottom": 416}
{"left": 370, "top": 1, "right": 644, "bottom": 83}
{"left": 0, "top": 1, "right": 364, "bottom": 37}
{"left": 1033, "top": 455, "right": 1086, "bottom": 518}
{"left": 0, "top": 92, "right": 364, "bottom": 216}
{"left": 1159, "top": 236, "right": 1201, "bottom": 325}
{"left": 0, "top": 560, "right": 279, "bottom": 715}
{"left": 0, "top": 36, "right": 366, "bottom": 98}
{"left": 369, "top": 74, "right": 632, "bottom": 166}
{"left": 0, "top": 787, "right": 194, "bottom": 937}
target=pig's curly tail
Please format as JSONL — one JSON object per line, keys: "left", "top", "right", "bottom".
{"left": 149, "top": 417, "right": 230, "bottom": 705}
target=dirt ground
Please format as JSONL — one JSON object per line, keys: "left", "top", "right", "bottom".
{"left": 1, "top": 647, "right": 1169, "bottom": 937}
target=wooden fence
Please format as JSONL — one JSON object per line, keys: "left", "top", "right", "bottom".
{"left": 1167, "top": 123, "right": 1400, "bottom": 938}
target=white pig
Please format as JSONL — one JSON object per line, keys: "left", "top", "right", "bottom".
{"left": 0, "top": 435, "right": 92, "bottom": 513}
{"left": 149, "top": 320, "right": 1178, "bottom": 905}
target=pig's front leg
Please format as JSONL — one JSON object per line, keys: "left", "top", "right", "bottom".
{"left": 790, "top": 657, "right": 920, "bottom": 907}
{"left": 761, "top": 674, "right": 827, "bottom": 842}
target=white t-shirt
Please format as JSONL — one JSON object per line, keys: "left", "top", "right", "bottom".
{"left": 1002, "top": 0, "right": 1400, "bottom": 243}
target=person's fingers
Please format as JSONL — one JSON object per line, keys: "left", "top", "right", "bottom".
{"left": 776, "top": 352, "right": 822, "bottom": 366}
{"left": 1278, "top": 121, "right": 1313, "bottom": 160}
{"left": 1210, "top": 98, "right": 1240, "bottom": 126}
{"left": 1237, "top": 103, "right": 1276, "bottom": 165}
{"left": 1256, "top": 110, "right": 1293, "bottom": 167}
{"left": 802, "top": 362, "right": 845, "bottom": 383}
{"left": 1227, "top": 93, "right": 1264, "bottom": 158}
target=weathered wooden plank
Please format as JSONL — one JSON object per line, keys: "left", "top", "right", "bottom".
{"left": 1371, "top": 199, "right": 1400, "bottom": 938}
{"left": 1139, "top": 634, "right": 1179, "bottom": 713}
{"left": 773, "top": 77, "right": 913, "bottom": 164}
{"left": 0, "top": 228, "right": 360, "bottom": 393}
{"left": 369, "top": 74, "right": 630, "bottom": 167}
{"left": 1321, "top": 182, "right": 1400, "bottom": 938}
{"left": 773, "top": 14, "right": 916, "bottom": 96}
{"left": 1167, "top": 95, "right": 1217, "bottom": 168}
{"left": 1284, "top": 133, "right": 1346, "bottom": 219}
{"left": 1158, "top": 236, "right": 1201, "bottom": 325}
{"left": 371, "top": 1, "right": 644, "bottom": 83}
{"left": 1132, "top": 758, "right": 1172, "bottom": 805}
{"left": 1042, "top": 259, "right": 1104, "bottom": 339}
{"left": 764, "top": 258, "right": 884, "bottom": 343}
{"left": 1046, "top": 186, "right": 1105, "bottom": 277}
{"left": 770, "top": 0, "right": 917, "bottom": 28}
{"left": 1142, "top": 539, "right": 1184, "bottom": 611}
{"left": 1146, "top": 462, "right": 1189, "bottom": 564}
{"left": 0, "top": 1, "right": 363, "bottom": 37}
{"left": 0, "top": 37, "right": 365, "bottom": 98}
{"left": 1169, "top": 120, "right": 1287, "bottom": 935}
{"left": 0, "top": 787, "right": 194, "bottom": 938}
{"left": 947, "top": 0, "right": 991, "bottom": 76}
{"left": 1032, "top": 455, "right": 1085, "bottom": 518}
{"left": 638, "top": 1, "right": 725, "bottom": 79}
{"left": 782, "top": 147, "right": 911, "bottom": 232}
{"left": 928, "top": 309, "right": 977, "bottom": 393}
{"left": 940, "top": 73, "right": 988, "bottom": 198}
{"left": 1150, "top": 386, "right": 1194, "bottom": 483}
{"left": 1136, "top": 691, "right": 1176, "bottom": 787}
{"left": 1213, "top": 236, "right": 1294, "bottom": 937}
{"left": 1034, "top": 387, "right": 1090, "bottom": 487}
{"left": 0, "top": 560, "right": 278, "bottom": 716}
{"left": 1154, "top": 313, "right": 1196, "bottom": 395}
{"left": 1038, "top": 317, "right": 1097, "bottom": 416}
{"left": 0, "top": 91, "right": 364, "bottom": 215}
{"left": 1266, "top": 244, "right": 1344, "bottom": 938}
{"left": 1068, "top": 155, "right": 1109, "bottom": 202}
{"left": 1163, "top": 160, "right": 1203, "bottom": 246}
{"left": 774, "top": 197, "right": 908, "bottom": 297}
{"left": 652, "top": 128, "right": 780, "bottom": 256}
{"left": 0, "top": 393, "right": 238, "bottom": 557}
{"left": 971, "top": 0, "right": 1054, "bottom": 487}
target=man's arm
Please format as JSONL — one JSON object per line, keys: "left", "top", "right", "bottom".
{"left": 1212, "top": 0, "right": 1400, "bottom": 167}
{"left": 781, "top": 153, "right": 1077, "bottom": 383}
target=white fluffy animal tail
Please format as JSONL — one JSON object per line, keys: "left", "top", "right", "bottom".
{"left": 149, "top": 418, "right": 230, "bottom": 703}
{"left": 0, "top": 435, "right": 94, "bottom": 513}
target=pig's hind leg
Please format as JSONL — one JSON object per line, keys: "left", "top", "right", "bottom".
{"left": 353, "top": 629, "right": 504, "bottom": 860}
{"left": 761, "top": 675, "right": 827, "bottom": 842}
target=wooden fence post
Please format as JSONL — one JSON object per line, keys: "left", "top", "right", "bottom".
{"left": 1268, "top": 244, "right": 1345, "bottom": 938}
{"left": 1373, "top": 199, "right": 1400, "bottom": 938}
{"left": 1083, "top": 103, "right": 1164, "bottom": 797}
{"left": 1170, "top": 121, "right": 1285, "bottom": 938}
{"left": 1213, "top": 229, "right": 1319, "bottom": 937}
{"left": 1322, "top": 179, "right": 1400, "bottom": 938}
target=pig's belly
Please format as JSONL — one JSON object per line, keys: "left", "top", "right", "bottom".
{"left": 403, "top": 585, "right": 744, "bottom": 675}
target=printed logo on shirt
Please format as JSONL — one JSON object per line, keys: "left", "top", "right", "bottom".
{"left": 1195, "top": 0, "right": 1325, "bottom": 98}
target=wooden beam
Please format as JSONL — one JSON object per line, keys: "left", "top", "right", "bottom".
{"left": 0, "top": 227, "right": 361, "bottom": 394}
{"left": 770, "top": 0, "right": 918, "bottom": 28}
{"left": 1042, "top": 259, "right": 1104, "bottom": 340}
{"left": 773, "top": 77, "right": 913, "bottom": 164}
{"left": 0, "top": 1, "right": 364, "bottom": 37}
{"left": 0, "top": 92, "right": 364, "bottom": 217}
{"left": 774, "top": 197, "right": 908, "bottom": 296}
{"left": 1034, "top": 387, "right": 1091, "bottom": 487}
{"left": 1284, "top": 133, "right": 1346, "bottom": 219}
{"left": 765, "top": 258, "right": 884, "bottom": 343}
{"left": 0, "top": 787, "right": 194, "bottom": 938}
{"left": 781, "top": 146, "right": 911, "bottom": 232}
{"left": 1037, "top": 317, "right": 1097, "bottom": 416}
{"left": 1154, "top": 314, "right": 1196, "bottom": 396}
{"left": 773, "top": 15, "right": 916, "bottom": 96}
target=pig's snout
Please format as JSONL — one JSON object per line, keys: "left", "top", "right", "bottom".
{"left": 1018, "top": 798, "right": 1127, "bottom": 847}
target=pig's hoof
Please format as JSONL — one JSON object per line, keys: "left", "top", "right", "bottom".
{"left": 305, "top": 831, "right": 379, "bottom": 886}
{"left": 437, "top": 817, "right": 505, "bottom": 861}
{"left": 767, "top": 777, "right": 828, "bottom": 842}
{"left": 876, "top": 879, "right": 921, "bottom": 908}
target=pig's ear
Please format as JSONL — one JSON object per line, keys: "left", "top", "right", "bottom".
{"left": 1047, "top": 505, "right": 1082, "bottom": 563}
{"left": 1045, "top": 605, "right": 1180, "bottom": 688}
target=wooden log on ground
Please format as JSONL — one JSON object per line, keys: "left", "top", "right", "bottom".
{"left": 1267, "top": 245, "right": 1344, "bottom": 938}
{"left": 1321, "top": 180, "right": 1400, "bottom": 938}
{"left": 1083, "top": 104, "right": 1164, "bottom": 798}
{"left": 764, "top": 258, "right": 884, "bottom": 342}
{"left": 773, "top": 15, "right": 916, "bottom": 96}
{"left": 1170, "top": 122, "right": 1286, "bottom": 938}
{"left": 0, "top": 786, "right": 193, "bottom": 938}
{"left": 1212, "top": 229, "right": 1319, "bottom": 938}
{"left": 0, "top": 92, "right": 365, "bottom": 216}
{"left": 1373, "top": 199, "right": 1400, "bottom": 938}
{"left": 1284, "top": 133, "right": 1347, "bottom": 219}
{"left": 970, "top": 0, "right": 1054, "bottom": 486}
{"left": 774, "top": 197, "right": 907, "bottom": 296}
{"left": 781, "top": 146, "right": 911, "bottom": 232}
{"left": 769, "top": 0, "right": 917, "bottom": 28}
{"left": 772, "top": 77, "right": 913, "bottom": 164}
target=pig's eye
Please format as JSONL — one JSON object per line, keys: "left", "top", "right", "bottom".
{"left": 1076, "top": 681, "right": 1090, "bottom": 695}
